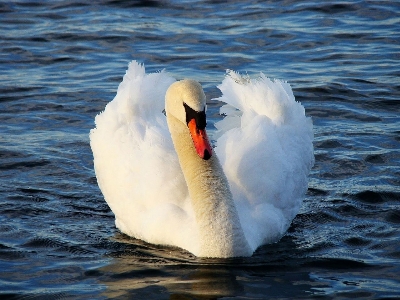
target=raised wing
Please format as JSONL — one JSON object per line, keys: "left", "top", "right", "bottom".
{"left": 90, "top": 61, "right": 194, "bottom": 246}
{"left": 214, "top": 71, "right": 314, "bottom": 248}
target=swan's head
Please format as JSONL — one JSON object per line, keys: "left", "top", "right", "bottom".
{"left": 165, "top": 79, "right": 212, "bottom": 160}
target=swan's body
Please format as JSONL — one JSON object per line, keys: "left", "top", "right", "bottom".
{"left": 90, "top": 61, "right": 314, "bottom": 258}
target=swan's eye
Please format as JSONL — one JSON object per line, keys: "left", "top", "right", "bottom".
{"left": 183, "top": 102, "right": 207, "bottom": 130}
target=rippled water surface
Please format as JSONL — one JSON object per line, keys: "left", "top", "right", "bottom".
{"left": 1, "top": 1, "right": 399, "bottom": 299}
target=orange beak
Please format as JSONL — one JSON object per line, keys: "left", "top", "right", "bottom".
{"left": 188, "top": 119, "right": 212, "bottom": 160}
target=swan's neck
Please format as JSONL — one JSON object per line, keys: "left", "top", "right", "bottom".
{"left": 167, "top": 114, "right": 251, "bottom": 257}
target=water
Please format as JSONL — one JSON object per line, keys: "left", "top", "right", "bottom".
{"left": 1, "top": 0, "right": 399, "bottom": 298}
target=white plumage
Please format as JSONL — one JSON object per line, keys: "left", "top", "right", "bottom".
{"left": 90, "top": 60, "right": 314, "bottom": 258}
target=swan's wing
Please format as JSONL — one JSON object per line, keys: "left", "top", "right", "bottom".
{"left": 90, "top": 61, "right": 195, "bottom": 247}
{"left": 214, "top": 70, "right": 314, "bottom": 249}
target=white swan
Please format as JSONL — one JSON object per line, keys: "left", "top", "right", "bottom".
{"left": 90, "top": 61, "right": 314, "bottom": 258}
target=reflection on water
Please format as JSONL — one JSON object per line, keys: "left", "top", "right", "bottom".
{"left": 97, "top": 235, "right": 318, "bottom": 299}
{"left": 99, "top": 258, "right": 242, "bottom": 298}
{"left": 95, "top": 232, "right": 381, "bottom": 299}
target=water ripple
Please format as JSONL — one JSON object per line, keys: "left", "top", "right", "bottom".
{"left": 0, "top": 0, "right": 399, "bottom": 298}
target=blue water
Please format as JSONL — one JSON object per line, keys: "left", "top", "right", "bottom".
{"left": 1, "top": 1, "right": 399, "bottom": 299}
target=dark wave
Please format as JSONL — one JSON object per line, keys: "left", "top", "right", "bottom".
{"left": 0, "top": 0, "right": 399, "bottom": 298}
{"left": 349, "top": 190, "right": 400, "bottom": 204}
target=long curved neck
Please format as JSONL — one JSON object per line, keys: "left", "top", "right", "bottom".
{"left": 167, "top": 114, "right": 251, "bottom": 257}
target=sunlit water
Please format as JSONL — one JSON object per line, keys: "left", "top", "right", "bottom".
{"left": 1, "top": 1, "right": 399, "bottom": 299}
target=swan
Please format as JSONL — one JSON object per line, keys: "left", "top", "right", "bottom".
{"left": 90, "top": 61, "right": 314, "bottom": 258}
